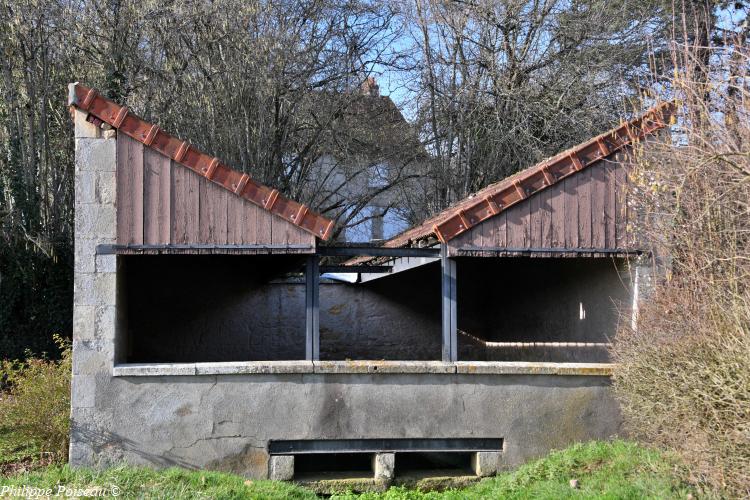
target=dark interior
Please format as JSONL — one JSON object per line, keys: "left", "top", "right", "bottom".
{"left": 293, "top": 453, "right": 373, "bottom": 478}
{"left": 119, "top": 255, "right": 442, "bottom": 363}
{"left": 121, "top": 254, "right": 306, "bottom": 362}
{"left": 395, "top": 452, "right": 473, "bottom": 476}
{"left": 118, "top": 254, "right": 628, "bottom": 364}
{"left": 457, "top": 257, "right": 631, "bottom": 362}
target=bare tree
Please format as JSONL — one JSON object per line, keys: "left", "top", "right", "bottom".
{"left": 1, "top": 0, "right": 736, "bottom": 357}
{"left": 402, "top": 0, "right": 673, "bottom": 218}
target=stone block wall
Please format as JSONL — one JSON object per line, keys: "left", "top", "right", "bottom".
{"left": 70, "top": 106, "right": 119, "bottom": 465}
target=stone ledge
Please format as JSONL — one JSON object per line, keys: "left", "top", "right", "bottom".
{"left": 113, "top": 363, "right": 197, "bottom": 376}
{"left": 112, "top": 361, "right": 614, "bottom": 377}
{"left": 112, "top": 361, "right": 314, "bottom": 376}
{"left": 195, "top": 361, "right": 313, "bottom": 375}
{"left": 313, "top": 360, "right": 456, "bottom": 374}
{"left": 454, "top": 361, "right": 614, "bottom": 376}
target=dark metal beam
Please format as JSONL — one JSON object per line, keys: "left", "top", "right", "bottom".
{"left": 441, "top": 244, "right": 457, "bottom": 362}
{"left": 454, "top": 246, "right": 644, "bottom": 256}
{"left": 96, "top": 244, "right": 314, "bottom": 254}
{"left": 305, "top": 256, "right": 320, "bottom": 361}
{"left": 317, "top": 246, "right": 440, "bottom": 258}
{"left": 269, "top": 438, "right": 504, "bottom": 455}
{"left": 319, "top": 265, "right": 392, "bottom": 274}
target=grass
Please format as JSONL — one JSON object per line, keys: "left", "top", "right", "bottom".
{"left": 0, "top": 440, "right": 698, "bottom": 499}
{"left": 0, "top": 426, "right": 43, "bottom": 474}
{"left": 345, "top": 441, "right": 697, "bottom": 499}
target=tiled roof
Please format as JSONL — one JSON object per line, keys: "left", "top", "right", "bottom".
{"left": 68, "top": 83, "right": 335, "bottom": 240}
{"left": 375, "top": 102, "right": 675, "bottom": 248}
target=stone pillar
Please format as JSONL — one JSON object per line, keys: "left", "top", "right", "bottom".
{"left": 268, "top": 455, "right": 295, "bottom": 481}
{"left": 630, "top": 255, "right": 655, "bottom": 332}
{"left": 372, "top": 452, "right": 395, "bottom": 481}
{"left": 471, "top": 451, "right": 500, "bottom": 477}
{"left": 69, "top": 86, "right": 118, "bottom": 467}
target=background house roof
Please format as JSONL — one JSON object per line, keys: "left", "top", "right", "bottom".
{"left": 68, "top": 83, "right": 335, "bottom": 240}
{"left": 311, "top": 79, "right": 427, "bottom": 166}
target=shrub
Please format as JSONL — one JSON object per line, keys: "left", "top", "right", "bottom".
{"left": 0, "top": 335, "right": 71, "bottom": 461}
{"left": 611, "top": 37, "right": 750, "bottom": 496}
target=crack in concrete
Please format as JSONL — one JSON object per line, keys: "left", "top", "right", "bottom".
{"left": 169, "top": 434, "right": 245, "bottom": 451}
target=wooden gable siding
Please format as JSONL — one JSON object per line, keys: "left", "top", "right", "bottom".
{"left": 116, "top": 134, "right": 315, "bottom": 248}
{"left": 447, "top": 151, "right": 632, "bottom": 256}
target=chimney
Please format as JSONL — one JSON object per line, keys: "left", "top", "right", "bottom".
{"left": 360, "top": 76, "right": 380, "bottom": 97}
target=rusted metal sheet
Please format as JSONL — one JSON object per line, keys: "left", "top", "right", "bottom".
{"left": 70, "top": 83, "right": 333, "bottom": 240}
{"left": 376, "top": 102, "right": 673, "bottom": 247}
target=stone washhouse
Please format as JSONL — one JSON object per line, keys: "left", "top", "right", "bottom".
{"left": 69, "top": 82, "right": 673, "bottom": 487}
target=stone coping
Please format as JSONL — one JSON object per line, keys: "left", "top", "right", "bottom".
{"left": 113, "top": 361, "right": 613, "bottom": 377}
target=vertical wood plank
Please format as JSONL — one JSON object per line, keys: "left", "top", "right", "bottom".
{"left": 506, "top": 203, "right": 526, "bottom": 248}
{"left": 529, "top": 192, "right": 542, "bottom": 247}
{"left": 214, "top": 186, "right": 229, "bottom": 244}
{"left": 605, "top": 160, "right": 617, "bottom": 248}
{"left": 563, "top": 175, "right": 579, "bottom": 248}
{"left": 171, "top": 162, "right": 199, "bottom": 243}
{"left": 142, "top": 149, "right": 158, "bottom": 244}
{"left": 199, "top": 180, "right": 229, "bottom": 243}
{"left": 116, "top": 135, "right": 143, "bottom": 244}
{"left": 271, "top": 212, "right": 289, "bottom": 245}
{"left": 472, "top": 223, "right": 484, "bottom": 247}
{"left": 549, "top": 182, "right": 565, "bottom": 247}
{"left": 242, "top": 200, "right": 259, "bottom": 245}
{"left": 116, "top": 136, "right": 131, "bottom": 244}
{"left": 226, "top": 193, "right": 243, "bottom": 244}
{"left": 257, "top": 208, "right": 273, "bottom": 245}
{"left": 287, "top": 223, "right": 304, "bottom": 245}
{"left": 522, "top": 196, "right": 532, "bottom": 247}
{"left": 198, "top": 180, "right": 211, "bottom": 243}
{"left": 540, "top": 186, "right": 552, "bottom": 247}
{"left": 577, "top": 168, "right": 592, "bottom": 248}
{"left": 615, "top": 152, "right": 628, "bottom": 249}
{"left": 591, "top": 161, "right": 607, "bottom": 248}
{"left": 186, "top": 171, "right": 200, "bottom": 242}
{"left": 494, "top": 212, "right": 507, "bottom": 248}
{"left": 143, "top": 148, "right": 171, "bottom": 244}
{"left": 160, "top": 156, "right": 172, "bottom": 244}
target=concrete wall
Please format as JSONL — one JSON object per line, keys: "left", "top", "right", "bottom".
{"left": 69, "top": 372, "right": 621, "bottom": 477}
